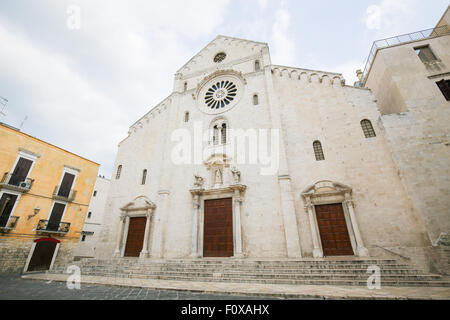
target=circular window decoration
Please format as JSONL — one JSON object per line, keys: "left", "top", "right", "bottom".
{"left": 214, "top": 52, "right": 226, "bottom": 63}
{"left": 197, "top": 73, "right": 244, "bottom": 115}
{"left": 204, "top": 80, "right": 237, "bottom": 110}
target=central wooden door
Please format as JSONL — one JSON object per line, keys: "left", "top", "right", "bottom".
{"left": 315, "top": 203, "right": 354, "bottom": 256}
{"left": 203, "top": 198, "right": 233, "bottom": 257}
{"left": 124, "top": 217, "right": 146, "bottom": 257}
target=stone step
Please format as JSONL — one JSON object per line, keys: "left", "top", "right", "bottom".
{"left": 74, "top": 261, "right": 411, "bottom": 268}
{"left": 123, "top": 267, "right": 421, "bottom": 275}
{"left": 71, "top": 272, "right": 450, "bottom": 287}
{"left": 84, "top": 270, "right": 442, "bottom": 281}
{"left": 52, "top": 258, "right": 450, "bottom": 287}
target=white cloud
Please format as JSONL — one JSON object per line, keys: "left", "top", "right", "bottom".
{"left": 0, "top": 0, "right": 232, "bottom": 176}
{"left": 363, "top": 0, "right": 417, "bottom": 31}
{"left": 328, "top": 60, "right": 362, "bottom": 85}
{"left": 271, "top": 5, "right": 296, "bottom": 66}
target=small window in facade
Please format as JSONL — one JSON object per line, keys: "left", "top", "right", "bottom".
{"left": 87, "top": 212, "right": 92, "bottom": 219}
{"left": 313, "top": 141, "right": 325, "bottom": 161}
{"left": 81, "top": 234, "right": 86, "bottom": 242}
{"left": 361, "top": 119, "right": 376, "bottom": 138}
{"left": 255, "top": 60, "right": 260, "bottom": 71}
{"left": 253, "top": 94, "right": 259, "bottom": 105}
{"left": 184, "top": 82, "right": 187, "bottom": 92}
{"left": 214, "top": 52, "right": 226, "bottom": 63}
{"left": 221, "top": 123, "right": 227, "bottom": 144}
{"left": 184, "top": 111, "right": 189, "bottom": 123}
{"left": 415, "top": 45, "right": 437, "bottom": 63}
{"left": 142, "top": 169, "right": 147, "bottom": 185}
{"left": 436, "top": 79, "right": 450, "bottom": 101}
{"left": 116, "top": 165, "right": 122, "bottom": 180}
{"left": 93, "top": 190, "right": 97, "bottom": 197}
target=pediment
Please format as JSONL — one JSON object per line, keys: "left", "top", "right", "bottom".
{"left": 120, "top": 195, "right": 156, "bottom": 212}
{"left": 176, "top": 35, "right": 268, "bottom": 77}
{"left": 302, "top": 180, "right": 351, "bottom": 196}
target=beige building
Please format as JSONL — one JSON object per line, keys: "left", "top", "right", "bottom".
{"left": 92, "top": 7, "right": 449, "bottom": 276}
{"left": 0, "top": 122, "right": 99, "bottom": 273}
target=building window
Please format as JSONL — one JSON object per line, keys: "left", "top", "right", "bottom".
{"left": 255, "top": 60, "right": 260, "bottom": 71}
{"left": 87, "top": 212, "right": 92, "bottom": 219}
{"left": 184, "top": 111, "right": 189, "bottom": 123}
{"left": 204, "top": 80, "right": 237, "bottom": 110}
{"left": 313, "top": 141, "right": 325, "bottom": 161}
{"left": 116, "top": 165, "right": 122, "bottom": 180}
{"left": 211, "top": 118, "right": 228, "bottom": 145}
{"left": 361, "top": 119, "right": 376, "bottom": 138}
{"left": 93, "top": 190, "right": 97, "bottom": 197}
{"left": 221, "top": 123, "right": 227, "bottom": 144}
{"left": 142, "top": 169, "right": 147, "bottom": 185}
{"left": 436, "top": 79, "right": 450, "bottom": 101}
{"left": 214, "top": 52, "right": 226, "bottom": 63}
{"left": 81, "top": 234, "right": 86, "bottom": 242}
{"left": 184, "top": 82, "right": 187, "bottom": 92}
{"left": 253, "top": 94, "right": 259, "bottom": 105}
{"left": 414, "top": 45, "right": 437, "bottom": 63}
{"left": 0, "top": 193, "right": 18, "bottom": 228}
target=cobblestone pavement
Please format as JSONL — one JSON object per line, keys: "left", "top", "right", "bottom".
{"left": 0, "top": 274, "right": 279, "bottom": 300}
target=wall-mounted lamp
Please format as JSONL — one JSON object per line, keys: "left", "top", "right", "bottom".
{"left": 28, "top": 207, "right": 40, "bottom": 220}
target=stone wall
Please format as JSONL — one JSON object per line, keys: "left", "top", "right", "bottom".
{"left": 0, "top": 236, "right": 77, "bottom": 274}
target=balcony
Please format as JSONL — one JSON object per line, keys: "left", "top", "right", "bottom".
{"left": 0, "top": 172, "right": 34, "bottom": 193}
{"left": 361, "top": 25, "right": 450, "bottom": 85}
{"left": 36, "top": 219, "right": 71, "bottom": 235}
{"left": 0, "top": 216, "right": 19, "bottom": 232}
{"left": 52, "top": 185, "right": 77, "bottom": 202}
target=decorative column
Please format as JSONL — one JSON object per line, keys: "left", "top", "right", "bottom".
{"left": 304, "top": 197, "right": 323, "bottom": 258}
{"left": 113, "top": 214, "right": 126, "bottom": 257}
{"left": 345, "top": 192, "right": 368, "bottom": 257}
{"left": 190, "top": 193, "right": 201, "bottom": 258}
{"left": 139, "top": 210, "right": 153, "bottom": 260}
{"left": 232, "top": 188, "right": 244, "bottom": 258}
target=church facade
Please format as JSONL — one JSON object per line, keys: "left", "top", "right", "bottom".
{"left": 94, "top": 32, "right": 449, "bottom": 273}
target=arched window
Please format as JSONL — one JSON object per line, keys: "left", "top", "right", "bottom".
{"left": 116, "top": 165, "right": 122, "bottom": 179}
{"left": 313, "top": 141, "right": 325, "bottom": 161}
{"left": 213, "top": 125, "right": 219, "bottom": 145}
{"left": 141, "top": 169, "right": 147, "bottom": 185}
{"left": 221, "top": 123, "right": 227, "bottom": 144}
{"left": 210, "top": 118, "right": 228, "bottom": 146}
{"left": 184, "top": 82, "right": 187, "bottom": 92}
{"left": 253, "top": 94, "right": 259, "bottom": 105}
{"left": 255, "top": 60, "right": 260, "bottom": 71}
{"left": 361, "top": 119, "right": 376, "bottom": 138}
{"left": 184, "top": 111, "right": 189, "bottom": 123}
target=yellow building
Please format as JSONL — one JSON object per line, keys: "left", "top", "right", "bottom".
{"left": 0, "top": 122, "right": 99, "bottom": 273}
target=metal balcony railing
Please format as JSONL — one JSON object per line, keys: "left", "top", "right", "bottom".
{"left": 36, "top": 219, "right": 71, "bottom": 235}
{"left": 0, "top": 172, "right": 34, "bottom": 192}
{"left": 0, "top": 216, "right": 19, "bottom": 232}
{"left": 52, "top": 185, "right": 77, "bottom": 202}
{"left": 361, "top": 25, "right": 450, "bottom": 85}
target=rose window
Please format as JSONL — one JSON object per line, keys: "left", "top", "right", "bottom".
{"left": 204, "top": 81, "right": 237, "bottom": 109}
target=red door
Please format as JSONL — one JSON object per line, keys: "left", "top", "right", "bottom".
{"left": 124, "top": 217, "right": 146, "bottom": 257}
{"left": 315, "top": 203, "right": 354, "bottom": 256}
{"left": 203, "top": 198, "right": 233, "bottom": 257}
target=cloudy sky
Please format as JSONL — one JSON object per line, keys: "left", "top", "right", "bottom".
{"left": 0, "top": 0, "right": 448, "bottom": 177}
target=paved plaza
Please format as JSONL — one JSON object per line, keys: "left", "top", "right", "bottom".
{"left": 0, "top": 274, "right": 272, "bottom": 300}
{"left": 1, "top": 273, "right": 448, "bottom": 300}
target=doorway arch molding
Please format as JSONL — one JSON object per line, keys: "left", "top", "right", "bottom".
{"left": 301, "top": 180, "right": 368, "bottom": 258}
{"left": 113, "top": 196, "right": 156, "bottom": 259}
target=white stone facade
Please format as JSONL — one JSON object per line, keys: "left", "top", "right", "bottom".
{"left": 94, "top": 34, "right": 448, "bottom": 272}
{"left": 74, "top": 176, "right": 110, "bottom": 258}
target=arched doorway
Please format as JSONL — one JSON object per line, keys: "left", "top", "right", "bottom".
{"left": 25, "top": 238, "right": 60, "bottom": 272}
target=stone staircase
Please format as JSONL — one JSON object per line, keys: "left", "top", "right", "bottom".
{"left": 52, "top": 258, "right": 450, "bottom": 287}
